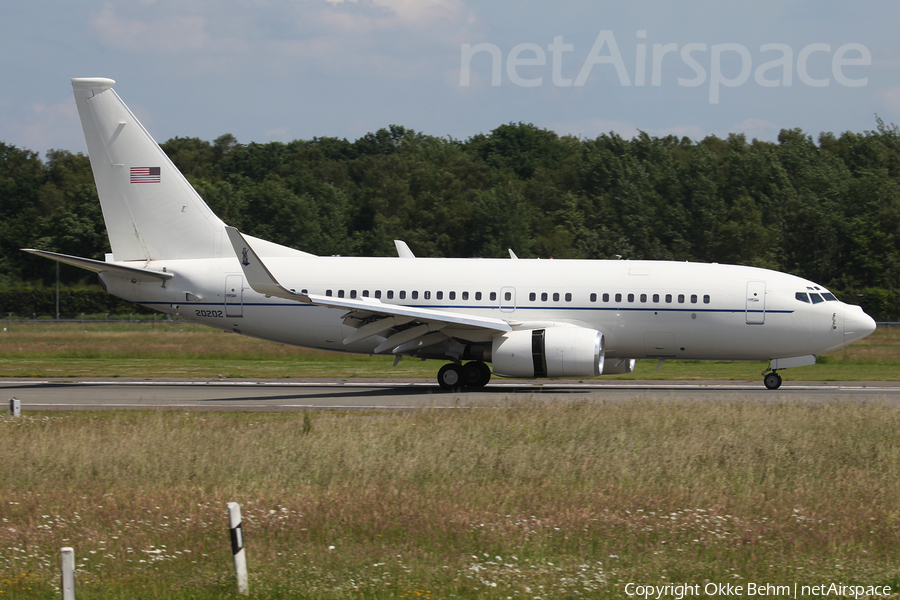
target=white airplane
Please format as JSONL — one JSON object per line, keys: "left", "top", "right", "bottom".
{"left": 24, "top": 77, "right": 877, "bottom": 390}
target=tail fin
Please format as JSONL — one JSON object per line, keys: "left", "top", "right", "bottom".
{"left": 72, "top": 78, "right": 225, "bottom": 261}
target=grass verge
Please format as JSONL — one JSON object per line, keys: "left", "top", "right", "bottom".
{"left": 2, "top": 402, "right": 900, "bottom": 598}
{"left": 1, "top": 323, "right": 899, "bottom": 380}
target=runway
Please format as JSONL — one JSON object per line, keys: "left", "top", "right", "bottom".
{"left": 3, "top": 378, "right": 900, "bottom": 411}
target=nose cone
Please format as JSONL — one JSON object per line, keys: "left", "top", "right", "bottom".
{"left": 844, "top": 306, "right": 877, "bottom": 344}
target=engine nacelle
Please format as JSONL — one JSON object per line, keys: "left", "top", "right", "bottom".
{"left": 491, "top": 327, "right": 604, "bottom": 378}
{"left": 601, "top": 358, "right": 636, "bottom": 375}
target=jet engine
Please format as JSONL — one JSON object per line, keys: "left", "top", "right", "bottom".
{"left": 491, "top": 327, "right": 604, "bottom": 378}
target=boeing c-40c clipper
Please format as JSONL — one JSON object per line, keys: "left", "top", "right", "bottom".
{"left": 25, "top": 78, "right": 877, "bottom": 390}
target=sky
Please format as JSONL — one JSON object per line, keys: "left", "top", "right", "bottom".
{"left": 2, "top": 0, "right": 900, "bottom": 157}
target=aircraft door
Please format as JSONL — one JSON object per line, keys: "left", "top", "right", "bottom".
{"left": 500, "top": 287, "right": 516, "bottom": 312}
{"left": 225, "top": 274, "right": 244, "bottom": 318}
{"left": 745, "top": 281, "right": 766, "bottom": 324}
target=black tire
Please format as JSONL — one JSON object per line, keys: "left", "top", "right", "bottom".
{"left": 437, "top": 363, "right": 464, "bottom": 391}
{"left": 461, "top": 361, "right": 492, "bottom": 388}
{"left": 764, "top": 372, "right": 782, "bottom": 390}
{"left": 476, "top": 361, "right": 492, "bottom": 387}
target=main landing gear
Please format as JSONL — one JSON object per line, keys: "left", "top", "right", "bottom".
{"left": 437, "top": 361, "right": 492, "bottom": 391}
{"left": 763, "top": 370, "right": 783, "bottom": 390}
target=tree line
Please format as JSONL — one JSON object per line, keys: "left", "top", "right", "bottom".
{"left": 2, "top": 120, "right": 900, "bottom": 318}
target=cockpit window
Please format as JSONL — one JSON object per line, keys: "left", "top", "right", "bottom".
{"left": 795, "top": 292, "right": 810, "bottom": 303}
{"left": 822, "top": 292, "right": 838, "bottom": 301}
{"left": 809, "top": 293, "right": 824, "bottom": 304}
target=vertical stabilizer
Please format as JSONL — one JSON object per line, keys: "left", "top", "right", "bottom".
{"left": 71, "top": 78, "right": 225, "bottom": 261}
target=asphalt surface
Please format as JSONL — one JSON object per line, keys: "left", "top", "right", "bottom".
{"left": 3, "top": 378, "right": 900, "bottom": 411}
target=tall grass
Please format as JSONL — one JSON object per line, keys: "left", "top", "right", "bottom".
{"left": 2, "top": 401, "right": 900, "bottom": 598}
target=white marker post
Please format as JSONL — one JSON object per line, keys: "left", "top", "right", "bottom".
{"left": 9, "top": 397, "right": 20, "bottom": 417}
{"left": 61, "top": 547, "right": 75, "bottom": 600}
{"left": 227, "top": 502, "right": 249, "bottom": 595}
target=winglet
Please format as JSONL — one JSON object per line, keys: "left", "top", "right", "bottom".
{"left": 225, "top": 226, "right": 306, "bottom": 302}
{"left": 394, "top": 240, "right": 415, "bottom": 258}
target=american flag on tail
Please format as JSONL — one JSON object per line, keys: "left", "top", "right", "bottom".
{"left": 130, "top": 166, "right": 161, "bottom": 183}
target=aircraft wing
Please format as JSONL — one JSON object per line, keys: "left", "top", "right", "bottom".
{"left": 225, "top": 227, "right": 512, "bottom": 353}
{"left": 22, "top": 249, "right": 174, "bottom": 283}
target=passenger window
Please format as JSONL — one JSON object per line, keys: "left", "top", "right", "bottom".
{"left": 362, "top": 290, "right": 369, "bottom": 297}
{"left": 476, "top": 292, "right": 483, "bottom": 301}
{"left": 703, "top": 295, "right": 710, "bottom": 304}
{"left": 690, "top": 294, "right": 697, "bottom": 304}
{"left": 553, "top": 292, "right": 560, "bottom": 302}
{"left": 652, "top": 294, "right": 659, "bottom": 303}
{"left": 541, "top": 292, "right": 548, "bottom": 302}
{"left": 810, "top": 293, "right": 824, "bottom": 304}
{"left": 424, "top": 291, "right": 430, "bottom": 300}
{"left": 627, "top": 293, "right": 634, "bottom": 302}
{"left": 590, "top": 293, "right": 597, "bottom": 302}
{"left": 387, "top": 290, "right": 394, "bottom": 299}
{"left": 564, "top": 293, "right": 572, "bottom": 302}
{"left": 462, "top": 291, "right": 469, "bottom": 300}
{"left": 640, "top": 294, "right": 647, "bottom": 303}
{"left": 665, "top": 294, "right": 672, "bottom": 303}
{"left": 326, "top": 290, "right": 333, "bottom": 297}
{"left": 615, "top": 293, "right": 622, "bottom": 302}
{"left": 822, "top": 293, "right": 837, "bottom": 301}
{"left": 375, "top": 290, "right": 382, "bottom": 299}
{"left": 338, "top": 290, "right": 345, "bottom": 298}
{"left": 449, "top": 291, "right": 456, "bottom": 300}
{"left": 301, "top": 289, "right": 308, "bottom": 295}
{"left": 399, "top": 291, "right": 406, "bottom": 300}
{"left": 678, "top": 294, "right": 685, "bottom": 303}
{"left": 411, "top": 291, "right": 418, "bottom": 300}
{"left": 436, "top": 291, "right": 442, "bottom": 300}
{"left": 602, "top": 293, "right": 610, "bottom": 302}
{"left": 350, "top": 290, "right": 357, "bottom": 299}
{"left": 506, "top": 292, "right": 513, "bottom": 301}
{"left": 488, "top": 292, "right": 495, "bottom": 301}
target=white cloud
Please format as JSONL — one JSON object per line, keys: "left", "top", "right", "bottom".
{"left": 89, "top": 4, "right": 212, "bottom": 53}
{"left": 654, "top": 125, "right": 707, "bottom": 140}
{"left": 265, "top": 127, "right": 290, "bottom": 140}
{"left": 727, "top": 118, "right": 779, "bottom": 141}
{"left": 8, "top": 100, "right": 84, "bottom": 154}
{"left": 877, "top": 86, "right": 900, "bottom": 117}
{"left": 324, "top": 0, "right": 467, "bottom": 29}
{"left": 549, "top": 118, "right": 640, "bottom": 141}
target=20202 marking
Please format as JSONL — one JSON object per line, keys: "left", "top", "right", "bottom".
{"left": 195, "top": 309, "right": 223, "bottom": 318}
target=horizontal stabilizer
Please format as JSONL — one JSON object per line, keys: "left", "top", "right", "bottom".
{"left": 22, "top": 249, "right": 174, "bottom": 282}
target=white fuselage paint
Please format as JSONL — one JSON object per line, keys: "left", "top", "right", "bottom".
{"left": 103, "top": 255, "right": 872, "bottom": 362}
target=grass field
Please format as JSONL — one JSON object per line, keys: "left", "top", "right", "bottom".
{"left": 2, "top": 402, "right": 900, "bottom": 599}
{"left": 2, "top": 324, "right": 900, "bottom": 598}
{"left": 1, "top": 321, "right": 900, "bottom": 380}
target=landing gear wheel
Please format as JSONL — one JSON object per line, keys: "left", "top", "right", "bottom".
{"left": 437, "top": 363, "right": 464, "bottom": 391}
{"left": 462, "top": 361, "right": 492, "bottom": 388}
{"left": 763, "top": 372, "right": 783, "bottom": 390}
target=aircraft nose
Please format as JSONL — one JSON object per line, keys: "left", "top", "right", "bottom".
{"left": 844, "top": 306, "right": 876, "bottom": 344}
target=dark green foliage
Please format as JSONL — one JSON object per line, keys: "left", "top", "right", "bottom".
{"left": 0, "top": 289, "right": 153, "bottom": 317}
{"left": 3, "top": 121, "right": 900, "bottom": 318}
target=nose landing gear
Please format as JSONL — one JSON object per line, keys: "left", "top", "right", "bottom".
{"left": 437, "top": 361, "right": 492, "bottom": 391}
